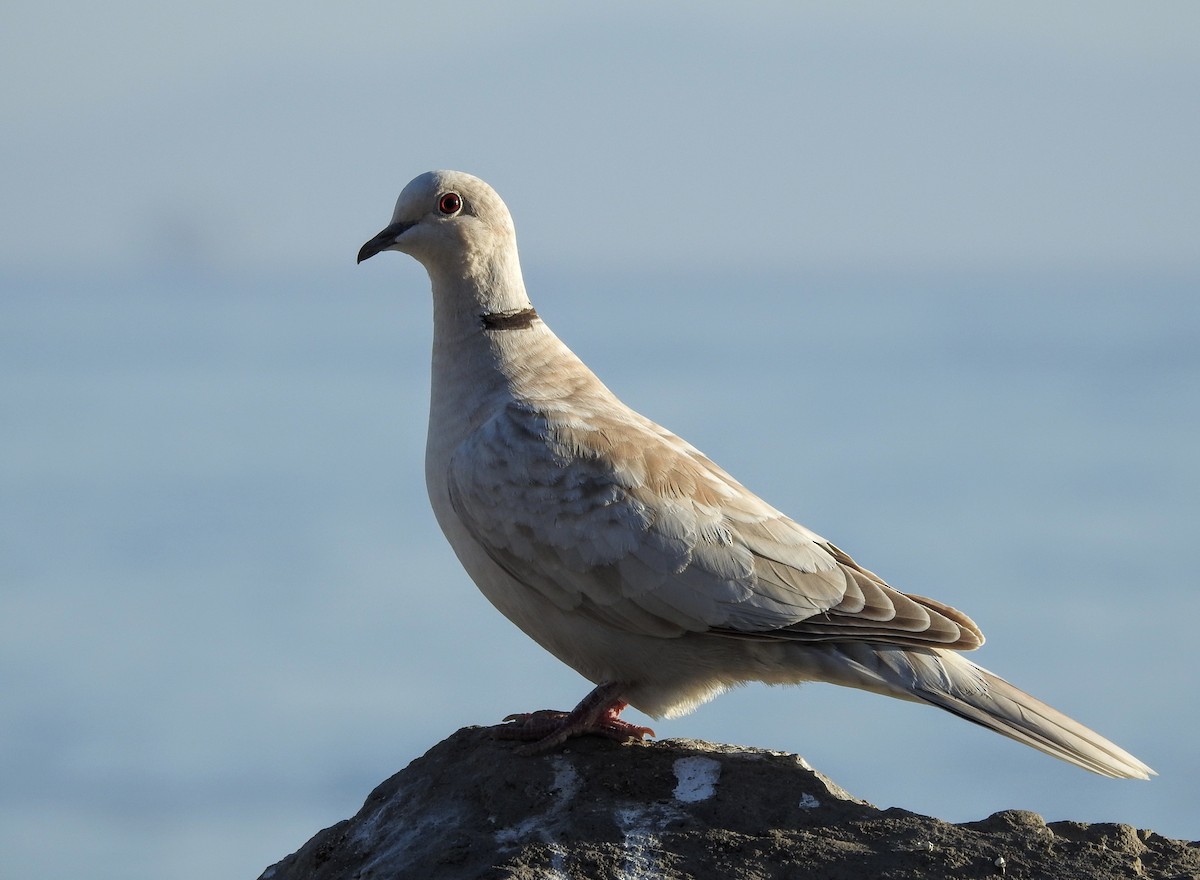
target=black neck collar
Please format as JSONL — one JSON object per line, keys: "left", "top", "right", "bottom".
{"left": 480, "top": 307, "right": 539, "bottom": 331}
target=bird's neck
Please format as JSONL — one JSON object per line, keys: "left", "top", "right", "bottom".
{"left": 426, "top": 253, "right": 534, "bottom": 362}
{"left": 428, "top": 237, "right": 532, "bottom": 318}
{"left": 425, "top": 266, "right": 540, "bottom": 445}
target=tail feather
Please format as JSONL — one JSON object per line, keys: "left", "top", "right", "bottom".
{"left": 827, "top": 644, "right": 1156, "bottom": 780}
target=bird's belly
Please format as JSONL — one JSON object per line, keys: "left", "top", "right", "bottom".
{"left": 427, "top": 501, "right": 811, "bottom": 718}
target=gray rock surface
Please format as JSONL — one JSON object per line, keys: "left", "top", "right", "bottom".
{"left": 259, "top": 728, "right": 1197, "bottom": 880}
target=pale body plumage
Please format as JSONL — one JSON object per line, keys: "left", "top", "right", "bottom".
{"left": 357, "top": 170, "right": 1154, "bottom": 779}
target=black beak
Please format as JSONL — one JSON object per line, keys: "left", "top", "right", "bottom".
{"left": 357, "top": 220, "right": 414, "bottom": 264}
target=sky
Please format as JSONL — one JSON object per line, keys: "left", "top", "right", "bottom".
{"left": 2, "top": 4, "right": 1199, "bottom": 879}
{"left": 3, "top": 2, "right": 1198, "bottom": 278}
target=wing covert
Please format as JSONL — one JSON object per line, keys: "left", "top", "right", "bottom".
{"left": 446, "top": 401, "right": 981, "bottom": 650}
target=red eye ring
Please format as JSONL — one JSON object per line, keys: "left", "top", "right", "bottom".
{"left": 438, "top": 192, "right": 462, "bottom": 215}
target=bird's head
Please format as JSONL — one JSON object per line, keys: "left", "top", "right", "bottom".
{"left": 357, "top": 170, "right": 518, "bottom": 274}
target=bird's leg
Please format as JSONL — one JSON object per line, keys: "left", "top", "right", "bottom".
{"left": 491, "top": 681, "right": 656, "bottom": 754}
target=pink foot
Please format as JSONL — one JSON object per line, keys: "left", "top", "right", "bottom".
{"left": 491, "top": 682, "right": 656, "bottom": 755}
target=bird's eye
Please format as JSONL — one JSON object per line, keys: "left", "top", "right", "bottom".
{"left": 438, "top": 192, "right": 462, "bottom": 215}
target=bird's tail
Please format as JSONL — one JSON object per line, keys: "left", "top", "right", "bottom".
{"left": 817, "top": 643, "right": 1155, "bottom": 779}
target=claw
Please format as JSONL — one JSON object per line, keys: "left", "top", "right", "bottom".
{"left": 488, "top": 683, "right": 655, "bottom": 753}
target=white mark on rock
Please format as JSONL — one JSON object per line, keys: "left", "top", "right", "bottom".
{"left": 543, "top": 842, "right": 571, "bottom": 880}
{"left": 495, "top": 756, "right": 580, "bottom": 847}
{"left": 549, "top": 756, "right": 582, "bottom": 802}
{"left": 354, "top": 798, "right": 465, "bottom": 878}
{"left": 672, "top": 756, "right": 722, "bottom": 804}
{"left": 797, "top": 793, "right": 820, "bottom": 810}
{"left": 614, "top": 805, "right": 673, "bottom": 880}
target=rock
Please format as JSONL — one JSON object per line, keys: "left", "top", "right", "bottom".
{"left": 258, "top": 727, "right": 1198, "bottom": 880}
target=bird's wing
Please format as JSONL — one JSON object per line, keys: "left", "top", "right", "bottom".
{"left": 448, "top": 400, "right": 981, "bottom": 649}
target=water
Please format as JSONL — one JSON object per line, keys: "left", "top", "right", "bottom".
{"left": 2, "top": 265, "right": 1197, "bottom": 878}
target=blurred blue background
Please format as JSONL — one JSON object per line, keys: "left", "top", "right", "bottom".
{"left": 2, "top": 3, "right": 1198, "bottom": 877}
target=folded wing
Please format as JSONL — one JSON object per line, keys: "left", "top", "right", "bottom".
{"left": 448, "top": 401, "right": 982, "bottom": 650}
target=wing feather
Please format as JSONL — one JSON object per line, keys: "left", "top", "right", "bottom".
{"left": 447, "top": 401, "right": 982, "bottom": 650}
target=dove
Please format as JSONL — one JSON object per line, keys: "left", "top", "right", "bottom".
{"left": 356, "top": 170, "right": 1153, "bottom": 779}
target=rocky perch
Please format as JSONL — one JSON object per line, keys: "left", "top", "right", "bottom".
{"left": 259, "top": 727, "right": 1196, "bottom": 880}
